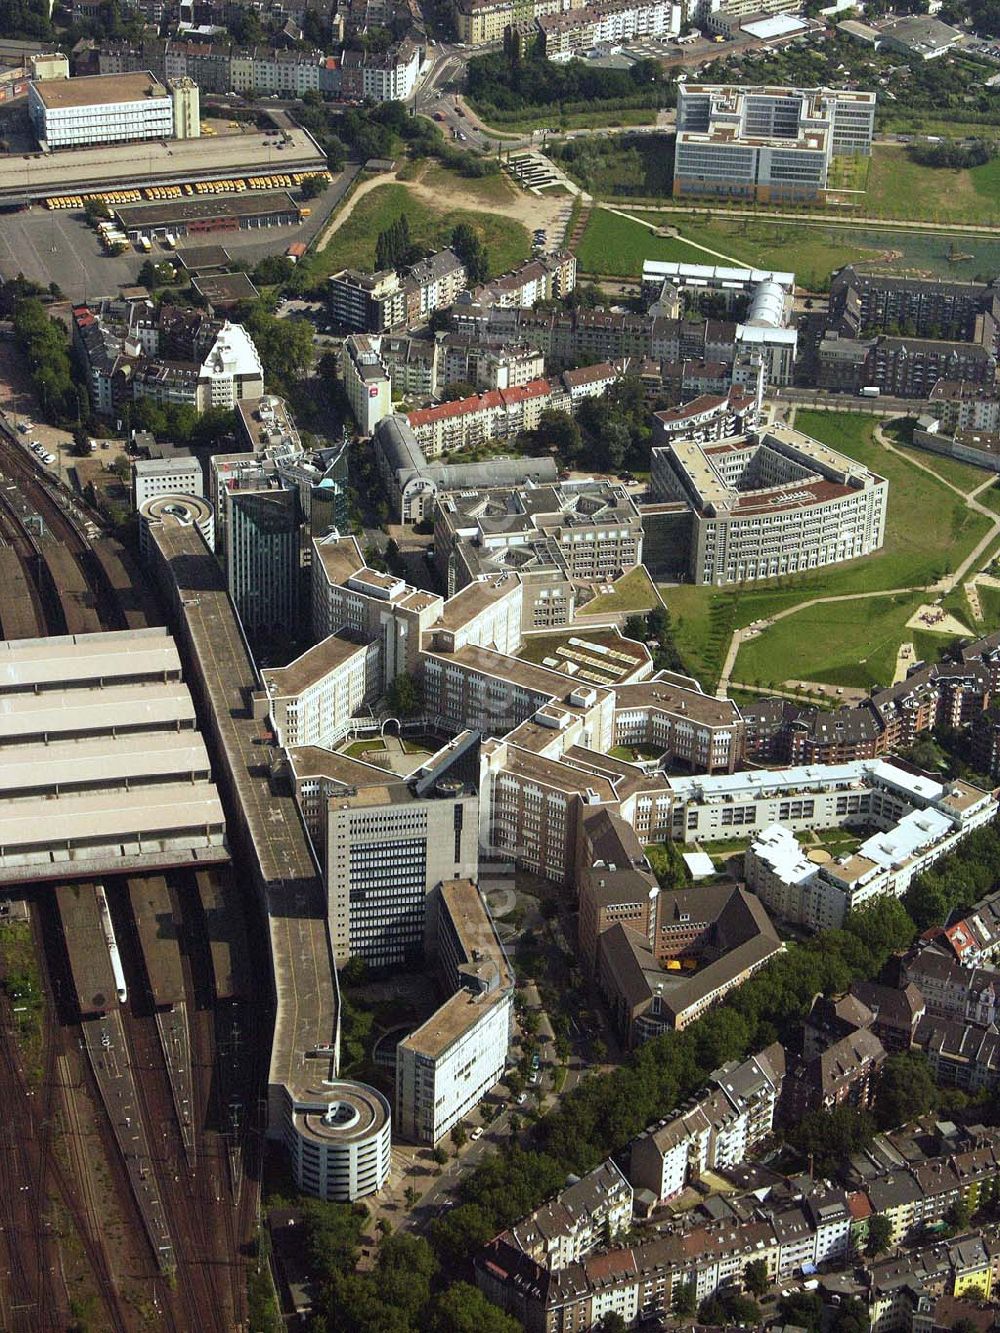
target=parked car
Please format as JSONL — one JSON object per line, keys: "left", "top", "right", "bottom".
{"left": 470, "top": 1126, "right": 484, "bottom": 1141}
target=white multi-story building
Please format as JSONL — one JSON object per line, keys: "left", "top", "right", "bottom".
{"left": 281, "top": 1080, "right": 391, "bottom": 1202}
{"left": 261, "top": 633, "right": 380, "bottom": 750}
{"left": 132, "top": 453, "right": 204, "bottom": 509}
{"left": 361, "top": 40, "right": 421, "bottom": 102}
{"left": 539, "top": 0, "right": 681, "bottom": 61}
{"left": 341, "top": 335, "right": 392, "bottom": 436}
{"left": 28, "top": 70, "right": 196, "bottom": 149}
{"left": 651, "top": 423, "right": 888, "bottom": 585}
{"left": 674, "top": 85, "right": 875, "bottom": 204}
{"left": 198, "top": 322, "right": 264, "bottom": 410}
{"left": 395, "top": 880, "right": 513, "bottom": 1145}
{"left": 507, "top": 1161, "right": 633, "bottom": 1271}
{"left": 629, "top": 1043, "right": 785, "bottom": 1202}
{"left": 744, "top": 762, "right": 997, "bottom": 931}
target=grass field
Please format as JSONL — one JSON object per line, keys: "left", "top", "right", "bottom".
{"left": 420, "top": 164, "right": 520, "bottom": 207}
{"left": 863, "top": 144, "right": 1000, "bottom": 225}
{"left": 575, "top": 207, "right": 738, "bottom": 276}
{"left": 309, "top": 183, "right": 531, "bottom": 280}
{"left": 662, "top": 413, "right": 993, "bottom": 690}
{"left": 581, "top": 565, "right": 659, "bottom": 616}
{"left": 636, "top": 213, "right": 879, "bottom": 292}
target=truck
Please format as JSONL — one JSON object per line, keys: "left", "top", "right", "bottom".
{"left": 859, "top": 385, "right": 881, "bottom": 398}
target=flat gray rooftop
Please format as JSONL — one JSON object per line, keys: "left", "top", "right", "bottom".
{"left": 127, "top": 875, "right": 185, "bottom": 1008}
{"left": 148, "top": 521, "right": 337, "bottom": 1104}
{"left": 0, "top": 127, "right": 325, "bottom": 202}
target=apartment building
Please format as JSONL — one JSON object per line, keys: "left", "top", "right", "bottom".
{"left": 538, "top": 0, "right": 681, "bottom": 61}
{"left": 341, "top": 334, "right": 392, "bottom": 436}
{"left": 395, "top": 879, "right": 513, "bottom": 1144}
{"left": 455, "top": 0, "right": 561, "bottom": 46}
{"left": 329, "top": 250, "right": 466, "bottom": 334}
{"left": 407, "top": 378, "right": 557, "bottom": 457}
{"left": 361, "top": 38, "right": 421, "bottom": 101}
{"left": 674, "top": 85, "right": 875, "bottom": 204}
{"left": 902, "top": 947, "right": 1000, "bottom": 1028}
{"left": 505, "top": 1161, "right": 633, "bottom": 1271}
{"left": 466, "top": 251, "right": 577, "bottom": 309}
{"left": 328, "top": 268, "right": 408, "bottom": 333}
{"left": 783, "top": 1027, "right": 887, "bottom": 1120}
{"left": 651, "top": 423, "right": 888, "bottom": 586}
{"left": 830, "top": 267, "right": 1000, "bottom": 341}
{"left": 261, "top": 632, "right": 379, "bottom": 750}
{"left": 652, "top": 386, "right": 762, "bottom": 447}
{"left": 630, "top": 1043, "right": 785, "bottom": 1202}
{"left": 744, "top": 764, "right": 997, "bottom": 932}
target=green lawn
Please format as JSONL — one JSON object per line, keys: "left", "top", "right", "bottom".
{"left": 582, "top": 565, "right": 659, "bottom": 615}
{"left": 420, "top": 163, "right": 520, "bottom": 207}
{"left": 575, "top": 207, "right": 735, "bottom": 276}
{"left": 636, "top": 213, "right": 879, "bottom": 293}
{"left": 863, "top": 144, "right": 1000, "bottom": 226}
{"left": 976, "top": 582, "right": 1000, "bottom": 630}
{"left": 975, "top": 481, "right": 1000, "bottom": 515}
{"left": 735, "top": 591, "right": 924, "bottom": 691}
{"left": 307, "top": 183, "right": 531, "bottom": 280}
{"left": 662, "top": 413, "right": 992, "bottom": 691}
{"left": 891, "top": 443, "right": 995, "bottom": 494}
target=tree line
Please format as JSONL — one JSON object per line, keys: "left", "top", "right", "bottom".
{"left": 466, "top": 46, "right": 674, "bottom": 117}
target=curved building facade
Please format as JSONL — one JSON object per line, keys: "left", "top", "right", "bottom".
{"left": 281, "top": 1078, "right": 391, "bottom": 1201}
{"left": 139, "top": 492, "right": 215, "bottom": 558}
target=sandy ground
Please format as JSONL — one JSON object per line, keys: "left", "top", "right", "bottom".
{"left": 893, "top": 641, "right": 916, "bottom": 684}
{"left": 906, "top": 604, "right": 973, "bottom": 636}
{"left": 314, "top": 163, "right": 565, "bottom": 255}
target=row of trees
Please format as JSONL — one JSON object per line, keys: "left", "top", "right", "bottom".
{"left": 376, "top": 215, "right": 414, "bottom": 272}
{"left": 466, "top": 45, "right": 674, "bottom": 117}
{"left": 12, "top": 297, "right": 82, "bottom": 424}
{"left": 624, "top": 607, "right": 685, "bottom": 675}
{"left": 909, "top": 139, "right": 996, "bottom": 169}
{"left": 519, "top": 379, "right": 655, "bottom": 476}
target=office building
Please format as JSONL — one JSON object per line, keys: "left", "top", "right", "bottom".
{"left": 28, "top": 70, "right": 199, "bottom": 149}
{"left": 295, "top": 751, "right": 480, "bottom": 966}
{"left": 395, "top": 879, "right": 514, "bottom": 1144}
{"left": 597, "top": 882, "right": 783, "bottom": 1042}
{"left": 674, "top": 85, "right": 875, "bottom": 204}
{"left": 132, "top": 452, "right": 203, "bottom": 509}
{"left": 261, "top": 632, "right": 380, "bottom": 750}
{"left": 225, "top": 479, "right": 300, "bottom": 643}
{"left": 651, "top": 423, "right": 888, "bottom": 585}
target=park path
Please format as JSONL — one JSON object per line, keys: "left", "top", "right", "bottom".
{"left": 713, "top": 416, "right": 1000, "bottom": 699}
{"left": 597, "top": 203, "right": 744, "bottom": 265}
{"left": 611, "top": 200, "right": 1000, "bottom": 238}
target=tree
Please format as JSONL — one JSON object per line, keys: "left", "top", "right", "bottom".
{"left": 948, "top": 1197, "right": 972, "bottom": 1231}
{"left": 787, "top": 1105, "right": 876, "bottom": 1175}
{"left": 426, "top": 1282, "right": 521, "bottom": 1333}
{"left": 779, "top": 1291, "right": 823, "bottom": 1333}
{"left": 450, "top": 1122, "right": 468, "bottom": 1151}
{"left": 451, "top": 223, "right": 489, "bottom": 284}
{"left": 744, "top": 1258, "right": 769, "bottom": 1298}
{"left": 596, "top": 1315, "right": 628, "bottom": 1333}
{"left": 385, "top": 672, "right": 422, "bottom": 718}
{"left": 429, "top": 1204, "right": 496, "bottom": 1268}
{"left": 832, "top": 1296, "right": 871, "bottom": 1333}
{"left": 403, "top": 1185, "right": 419, "bottom": 1209}
{"left": 376, "top": 215, "right": 412, "bottom": 271}
{"left": 673, "top": 1281, "right": 697, "bottom": 1316}
{"left": 867, "top": 1214, "right": 893, "bottom": 1256}
{"left": 244, "top": 305, "right": 313, "bottom": 390}
{"left": 431, "top": 1145, "right": 448, "bottom": 1166}
{"left": 299, "top": 173, "right": 328, "bottom": 200}
{"left": 875, "top": 1052, "right": 937, "bottom": 1130}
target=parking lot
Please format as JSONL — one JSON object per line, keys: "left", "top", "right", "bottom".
{"left": 0, "top": 165, "right": 360, "bottom": 300}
